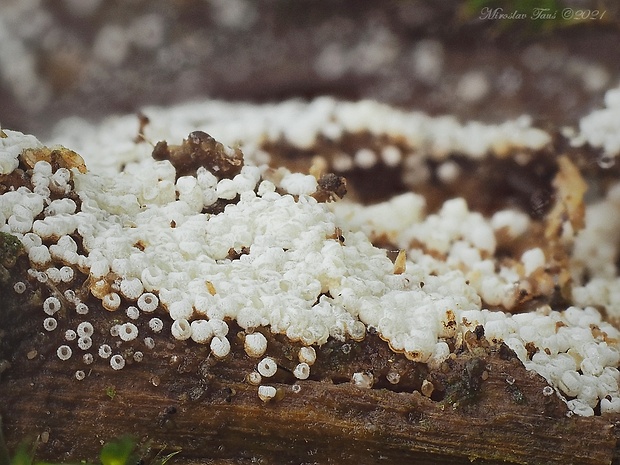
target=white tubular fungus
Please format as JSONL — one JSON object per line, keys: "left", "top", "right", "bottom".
{"left": 298, "top": 346, "right": 316, "bottom": 365}
{"left": 293, "top": 363, "right": 310, "bottom": 380}
{"left": 98, "top": 344, "right": 112, "bottom": 359}
{"left": 102, "top": 292, "right": 121, "bottom": 311}
{"left": 171, "top": 319, "right": 192, "bottom": 340}
{"left": 386, "top": 371, "right": 401, "bottom": 385}
{"left": 75, "top": 302, "right": 89, "bottom": 315}
{"left": 63, "top": 289, "right": 78, "bottom": 304}
{"left": 45, "top": 198, "right": 76, "bottom": 216}
{"left": 44, "top": 267, "right": 61, "bottom": 284}
{"left": 280, "top": 172, "right": 318, "bottom": 195}
{"left": 43, "top": 317, "right": 57, "bottom": 331}
{"left": 119, "top": 323, "right": 139, "bottom": 341}
{"left": 29, "top": 244, "right": 51, "bottom": 266}
{"left": 257, "top": 357, "right": 278, "bottom": 378}
{"left": 20, "top": 233, "right": 42, "bottom": 251}
{"left": 244, "top": 332, "right": 268, "bottom": 358}
{"left": 542, "top": 386, "right": 555, "bottom": 397}
{"left": 141, "top": 267, "right": 164, "bottom": 291}
{"left": 169, "top": 299, "right": 193, "bottom": 320}
{"left": 43, "top": 296, "right": 61, "bottom": 315}
{"left": 149, "top": 318, "right": 163, "bottom": 333}
{"left": 246, "top": 371, "right": 262, "bottom": 385}
{"left": 257, "top": 385, "right": 277, "bottom": 402}
{"left": 110, "top": 354, "right": 126, "bottom": 370}
{"left": 89, "top": 260, "right": 110, "bottom": 279}
{"left": 57, "top": 345, "right": 72, "bottom": 361}
{"left": 216, "top": 178, "right": 237, "bottom": 200}
{"left": 190, "top": 320, "right": 213, "bottom": 344}
{"left": 210, "top": 336, "right": 231, "bottom": 358}
{"left": 137, "top": 292, "right": 159, "bottom": 312}
{"left": 77, "top": 322, "right": 94, "bottom": 338}
{"left": 381, "top": 145, "right": 402, "bottom": 167}
{"left": 126, "top": 306, "right": 140, "bottom": 320}
{"left": 0, "top": 152, "right": 19, "bottom": 175}
{"left": 144, "top": 337, "right": 156, "bottom": 349}
{"left": 8, "top": 212, "right": 33, "bottom": 234}
{"left": 133, "top": 351, "right": 144, "bottom": 362}
{"left": 65, "top": 329, "right": 77, "bottom": 341}
{"left": 601, "top": 397, "right": 620, "bottom": 414}
{"left": 351, "top": 372, "right": 373, "bottom": 389}
{"left": 521, "top": 248, "right": 546, "bottom": 276}
{"left": 210, "top": 319, "right": 229, "bottom": 337}
{"left": 120, "top": 277, "right": 144, "bottom": 301}
{"left": 75, "top": 370, "right": 86, "bottom": 381}
{"left": 13, "top": 281, "right": 26, "bottom": 294}
{"left": 83, "top": 354, "right": 94, "bottom": 365}
{"left": 58, "top": 266, "right": 74, "bottom": 283}
{"left": 354, "top": 148, "right": 378, "bottom": 169}
{"left": 78, "top": 337, "right": 93, "bottom": 350}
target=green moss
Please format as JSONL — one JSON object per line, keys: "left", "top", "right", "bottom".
{"left": 0, "top": 435, "right": 176, "bottom": 465}
{"left": 105, "top": 386, "right": 117, "bottom": 400}
{"left": 0, "top": 232, "right": 24, "bottom": 288}
{"left": 0, "top": 232, "right": 24, "bottom": 270}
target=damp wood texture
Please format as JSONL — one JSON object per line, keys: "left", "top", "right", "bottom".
{"left": 2, "top": 309, "right": 620, "bottom": 465}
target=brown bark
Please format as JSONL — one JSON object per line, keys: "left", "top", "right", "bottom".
{"left": 1, "top": 297, "right": 619, "bottom": 465}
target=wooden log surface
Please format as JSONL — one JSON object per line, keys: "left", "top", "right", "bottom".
{"left": 1, "top": 293, "right": 620, "bottom": 465}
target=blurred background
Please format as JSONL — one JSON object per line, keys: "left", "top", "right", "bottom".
{"left": 1, "top": 0, "right": 619, "bottom": 137}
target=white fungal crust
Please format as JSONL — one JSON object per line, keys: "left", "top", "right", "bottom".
{"left": 3, "top": 100, "right": 620, "bottom": 414}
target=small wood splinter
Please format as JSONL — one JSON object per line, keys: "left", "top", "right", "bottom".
{"left": 393, "top": 249, "right": 406, "bottom": 274}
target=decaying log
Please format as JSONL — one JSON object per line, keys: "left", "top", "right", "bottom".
{"left": 1, "top": 291, "right": 620, "bottom": 465}
{"left": 1, "top": 126, "right": 620, "bottom": 464}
